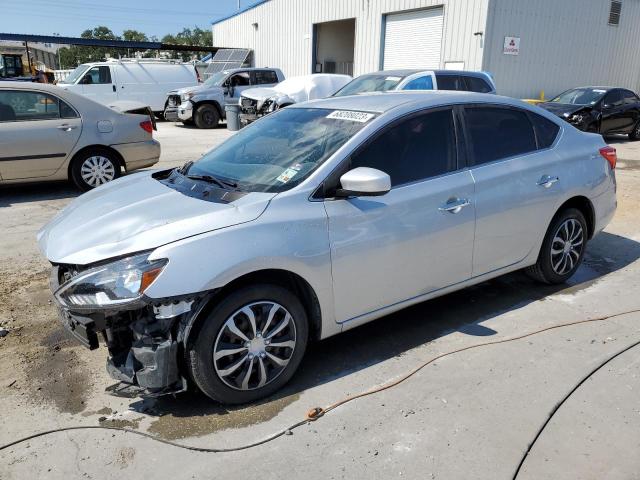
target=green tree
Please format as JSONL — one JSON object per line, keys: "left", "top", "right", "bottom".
{"left": 122, "top": 30, "right": 149, "bottom": 43}
{"left": 162, "top": 27, "right": 213, "bottom": 61}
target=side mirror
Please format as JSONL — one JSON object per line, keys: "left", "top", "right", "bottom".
{"left": 336, "top": 167, "right": 391, "bottom": 198}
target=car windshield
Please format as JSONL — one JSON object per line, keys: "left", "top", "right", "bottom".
{"left": 333, "top": 74, "right": 405, "bottom": 97}
{"left": 550, "top": 88, "right": 608, "bottom": 105}
{"left": 187, "top": 108, "right": 374, "bottom": 193}
{"left": 62, "top": 64, "right": 90, "bottom": 84}
{"left": 203, "top": 71, "right": 228, "bottom": 87}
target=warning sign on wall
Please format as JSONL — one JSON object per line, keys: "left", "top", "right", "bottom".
{"left": 503, "top": 36, "right": 520, "bottom": 55}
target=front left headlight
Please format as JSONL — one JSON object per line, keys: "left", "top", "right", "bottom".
{"left": 55, "top": 253, "right": 167, "bottom": 311}
{"left": 263, "top": 99, "right": 276, "bottom": 112}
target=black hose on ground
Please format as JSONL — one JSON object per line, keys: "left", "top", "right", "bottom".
{"left": 1, "top": 309, "right": 639, "bottom": 458}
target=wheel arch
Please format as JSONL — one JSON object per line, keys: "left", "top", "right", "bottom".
{"left": 555, "top": 195, "right": 596, "bottom": 239}
{"left": 184, "top": 268, "right": 323, "bottom": 351}
{"left": 193, "top": 99, "right": 223, "bottom": 118}
{"left": 67, "top": 144, "right": 125, "bottom": 179}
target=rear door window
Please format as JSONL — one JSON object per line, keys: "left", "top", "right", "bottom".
{"left": 622, "top": 90, "right": 640, "bottom": 105}
{"left": 464, "top": 106, "right": 537, "bottom": 165}
{"left": 463, "top": 76, "right": 492, "bottom": 93}
{"left": 351, "top": 108, "right": 457, "bottom": 186}
{"left": 435, "top": 74, "right": 464, "bottom": 91}
{"left": 254, "top": 70, "right": 279, "bottom": 85}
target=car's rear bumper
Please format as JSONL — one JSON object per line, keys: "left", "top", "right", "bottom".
{"left": 593, "top": 180, "right": 617, "bottom": 237}
{"left": 112, "top": 139, "right": 161, "bottom": 172}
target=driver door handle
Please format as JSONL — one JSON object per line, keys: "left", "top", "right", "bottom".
{"left": 57, "top": 124, "right": 77, "bottom": 132}
{"left": 439, "top": 198, "right": 471, "bottom": 214}
{"left": 537, "top": 175, "right": 559, "bottom": 188}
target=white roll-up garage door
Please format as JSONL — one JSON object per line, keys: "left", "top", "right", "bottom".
{"left": 383, "top": 7, "right": 444, "bottom": 70}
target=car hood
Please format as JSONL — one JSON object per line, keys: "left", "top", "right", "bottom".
{"left": 168, "top": 84, "right": 214, "bottom": 96}
{"left": 37, "top": 171, "right": 275, "bottom": 265}
{"left": 538, "top": 102, "right": 591, "bottom": 116}
{"left": 241, "top": 87, "right": 280, "bottom": 102}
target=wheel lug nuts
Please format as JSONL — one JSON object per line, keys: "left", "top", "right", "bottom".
{"left": 260, "top": 352, "right": 266, "bottom": 358}
{"left": 248, "top": 353, "right": 254, "bottom": 360}
{"left": 244, "top": 341, "right": 250, "bottom": 347}
{"left": 256, "top": 333, "right": 262, "bottom": 338}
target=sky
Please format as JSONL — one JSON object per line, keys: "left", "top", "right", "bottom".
{"left": 0, "top": 0, "right": 260, "bottom": 39}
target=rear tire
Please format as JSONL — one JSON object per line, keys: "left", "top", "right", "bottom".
{"left": 70, "top": 148, "right": 121, "bottom": 191}
{"left": 629, "top": 121, "right": 640, "bottom": 141}
{"left": 525, "top": 208, "right": 588, "bottom": 284}
{"left": 187, "top": 284, "right": 308, "bottom": 404}
{"left": 194, "top": 104, "right": 220, "bottom": 129}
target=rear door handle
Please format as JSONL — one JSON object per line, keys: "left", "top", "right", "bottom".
{"left": 112, "top": 85, "right": 116, "bottom": 92}
{"left": 57, "top": 124, "right": 77, "bottom": 132}
{"left": 439, "top": 198, "right": 471, "bottom": 214}
{"left": 537, "top": 175, "right": 559, "bottom": 188}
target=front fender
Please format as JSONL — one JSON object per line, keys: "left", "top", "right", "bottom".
{"left": 144, "top": 196, "right": 338, "bottom": 338}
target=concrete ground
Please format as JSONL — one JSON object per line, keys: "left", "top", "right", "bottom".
{"left": 1, "top": 123, "right": 640, "bottom": 479}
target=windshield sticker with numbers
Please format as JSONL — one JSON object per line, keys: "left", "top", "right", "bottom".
{"left": 276, "top": 167, "right": 299, "bottom": 184}
{"left": 326, "top": 110, "right": 376, "bottom": 123}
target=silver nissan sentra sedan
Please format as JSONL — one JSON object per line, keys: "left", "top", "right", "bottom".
{"left": 37, "top": 91, "right": 617, "bottom": 404}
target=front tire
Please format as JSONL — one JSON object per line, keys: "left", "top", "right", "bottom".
{"left": 526, "top": 208, "right": 588, "bottom": 284}
{"left": 194, "top": 104, "right": 220, "bottom": 129}
{"left": 70, "top": 148, "right": 121, "bottom": 191}
{"left": 187, "top": 284, "right": 308, "bottom": 404}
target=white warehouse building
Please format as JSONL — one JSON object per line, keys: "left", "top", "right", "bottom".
{"left": 212, "top": 0, "right": 640, "bottom": 98}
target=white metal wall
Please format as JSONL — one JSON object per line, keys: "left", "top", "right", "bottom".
{"left": 212, "top": 0, "right": 490, "bottom": 77}
{"left": 483, "top": 0, "right": 640, "bottom": 98}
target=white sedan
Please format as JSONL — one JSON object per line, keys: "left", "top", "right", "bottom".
{"left": 0, "top": 82, "right": 160, "bottom": 190}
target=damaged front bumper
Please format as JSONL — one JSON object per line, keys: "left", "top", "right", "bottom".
{"left": 51, "top": 266, "right": 204, "bottom": 397}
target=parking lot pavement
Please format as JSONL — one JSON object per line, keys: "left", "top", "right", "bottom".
{"left": 152, "top": 120, "right": 234, "bottom": 170}
{"left": 1, "top": 131, "right": 640, "bottom": 479}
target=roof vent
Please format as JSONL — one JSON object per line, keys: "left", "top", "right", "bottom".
{"left": 608, "top": 1, "right": 622, "bottom": 25}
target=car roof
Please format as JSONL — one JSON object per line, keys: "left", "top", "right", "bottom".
{"left": 297, "top": 90, "right": 522, "bottom": 114}
{"left": 0, "top": 81, "right": 62, "bottom": 92}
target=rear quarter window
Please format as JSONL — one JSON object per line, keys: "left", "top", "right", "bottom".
{"left": 529, "top": 112, "right": 560, "bottom": 149}
{"left": 464, "top": 76, "right": 492, "bottom": 93}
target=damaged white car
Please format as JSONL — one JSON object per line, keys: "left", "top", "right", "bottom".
{"left": 239, "top": 73, "right": 351, "bottom": 126}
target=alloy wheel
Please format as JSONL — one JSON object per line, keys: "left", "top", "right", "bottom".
{"left": 213, "top": 301, "right": 297, "bottom": 391}
{"left": 80, "top": 156, "right": 116, "bottom": 187}
{"left": 550, "top": 218, "right": 584, "bottom": 275}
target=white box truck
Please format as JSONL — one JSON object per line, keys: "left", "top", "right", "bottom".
{"left": 57, "top": 59, "right": 198, "bottom": 117}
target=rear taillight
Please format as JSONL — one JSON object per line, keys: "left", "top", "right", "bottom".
{"left": 140, "top": 120, "right": 153, "bottom": 135}
{"left": 599, "top": 146, "right": 616, "bottom": 170}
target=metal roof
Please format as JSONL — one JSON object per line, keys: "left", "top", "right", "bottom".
{"left": 0, "top": 33, "right": 218, "bottom": 52}
{"left": 211, "top": 0, "right": 272, "bottom": 25}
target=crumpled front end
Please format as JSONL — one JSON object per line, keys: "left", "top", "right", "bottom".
{"left": 50, "top": 263, "right": 206, "bottom": 397}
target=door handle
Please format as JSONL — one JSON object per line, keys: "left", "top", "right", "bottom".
{"left": 57, "top": 124, "right": 77, "bottom": 132}
{"left": 537, "top": 175, "right": 559, "bottom": 188}
{"left": 113, "top": 85, "right": 116, "bottom": 92}
{"left": 439, "top": 198, "right": 471, "bottom": 214}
